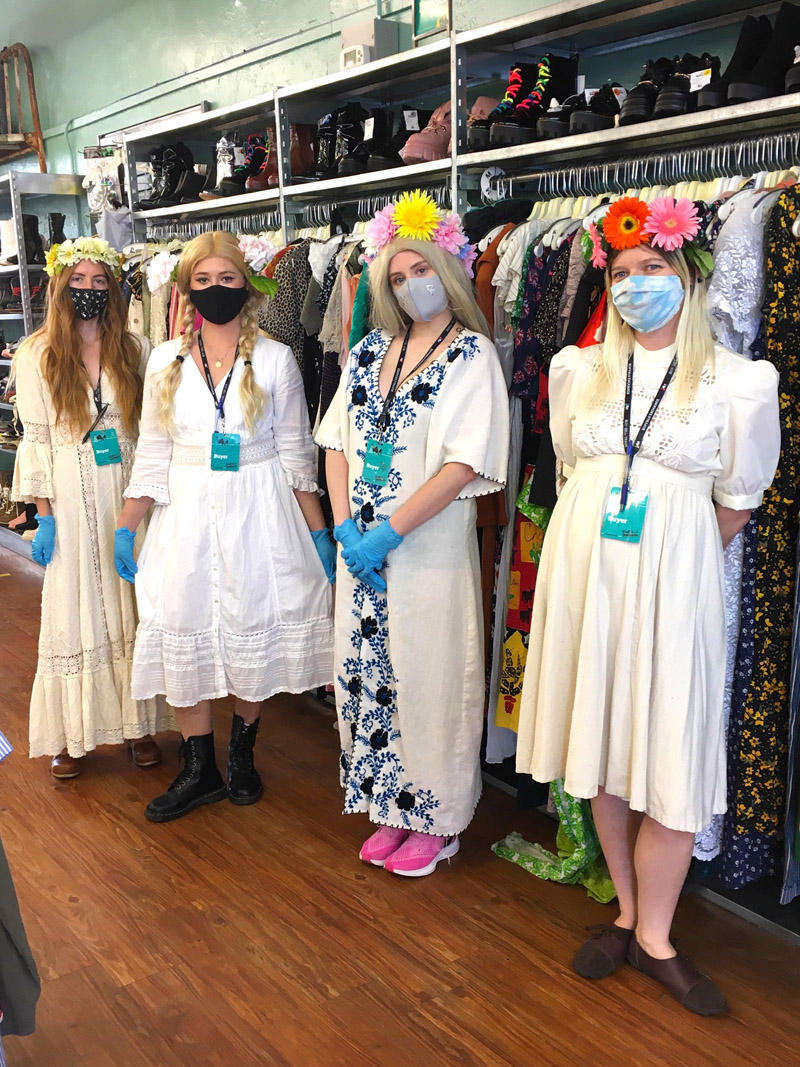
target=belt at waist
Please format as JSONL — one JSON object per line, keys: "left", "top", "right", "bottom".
{"left": 171, "top": 441, "right": 278, "bottom": 468}
{"left": 572, "top": 454, "right": 715, "bottom": 495}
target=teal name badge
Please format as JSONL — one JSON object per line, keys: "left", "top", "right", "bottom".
{"left": 89, "top": 428, "right": 121, "bottom": 466}
{"left": 362, "top": 437, "right": 393, "bottom": 486}
{"left": 600, "top": 487, "right": 648, "bottom": 544}
{"left": 211, "top": 432, "right": 240, "bottom": 471}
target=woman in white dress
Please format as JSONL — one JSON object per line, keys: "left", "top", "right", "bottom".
{"left": 116, "top": 231, "right": 335, "bottom": 822}
{"left": 515, "top": 197, "right": 780, "bottom": 1014}
{"left": 12, "top": 236, "right": 167, "bottom": 778}
{"left": 316, "top": 191, "right": 509, "bottom": 877}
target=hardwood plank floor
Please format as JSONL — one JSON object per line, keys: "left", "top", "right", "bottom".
{"left": 1, "top": 545, "right": 798, "bottom": 1067}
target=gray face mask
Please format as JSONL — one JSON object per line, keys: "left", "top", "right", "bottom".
{"left": 394, "top": 274, "right": 449, "bottom": 322}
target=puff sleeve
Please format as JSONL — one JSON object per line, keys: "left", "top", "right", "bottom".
{"left": 271, "top": 342, "right": 319, "bottom": 493}
{"left": 713, "top": 356, "right": 780, "bottom": 510}
{"left": 11, "top": 342, "right": 54, "bottom": 503}
{"left": 124, "top": 343, "right": 174, "bottom": 505}
{"left": 548, "top": 344, "right": 594, "bottom": 472}
{"left": 425, "top": 332, "right": 509, "bottom": 499}
{"left": 315, "top": 334, "right": 364, "bottom": 455}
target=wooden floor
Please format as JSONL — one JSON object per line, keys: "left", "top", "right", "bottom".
{"left": 1, "top": 547, "right": 799, "bottom": 1067}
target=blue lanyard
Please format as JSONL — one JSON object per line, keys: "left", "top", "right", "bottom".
{"left": 375, "top": 316, "right": 456, "bottom": 434}
{"left": 198, "top": 333, "right": 239, "bottom": 429}
{"left": 621, "top": 352, "right": 677, "bottom": 510}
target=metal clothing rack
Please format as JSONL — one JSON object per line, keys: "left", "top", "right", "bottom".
{"left": 145, "top": 207, "right": 283, "bottom": 242}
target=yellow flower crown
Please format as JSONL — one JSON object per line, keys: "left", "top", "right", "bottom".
{"left": 45, "top": 236, "right": 123, "bottom": 279}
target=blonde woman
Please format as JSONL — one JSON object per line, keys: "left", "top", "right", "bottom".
{"left": 516, "top": 198, "right": 781, "bottom": 1014}
{"left": 316, "top": 191, "right": 509, "bottom": 877}
{"left": 12, "top": 236, "right": 167, "bottom": 778}
{"left": 117, "top": 231, "right": 334, "bottom": 822}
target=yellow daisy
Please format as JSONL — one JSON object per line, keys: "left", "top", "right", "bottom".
{"left": 393, "top": 189, "right": 440, "bottom": 241}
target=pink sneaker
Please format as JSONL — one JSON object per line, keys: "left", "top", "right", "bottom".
{"left": 359, "top": 825, "right": 409, "bottom": 867}
{"left": 400, "top": 101, "right": 452, "bottom": 164}
{"left": 384, "top": 832, "right": 460, "bottom": 877}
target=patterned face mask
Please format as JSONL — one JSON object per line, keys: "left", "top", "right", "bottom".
{"left": 69, "top": 286, "right": 109, "bottom": 320}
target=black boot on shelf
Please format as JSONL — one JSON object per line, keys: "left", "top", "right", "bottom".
{"left": 8, "top": 214, "right": 45, "bottom": 266}
{"left": 470, "top": 62, "right": 540, "bottom": 148}
{"left": 135, "top": 146, "right": 165, "bottom": 208}
{"left": 185, "top": 162, "right": 216, "bottom": 202}
{"left": 537, "top": 94, "right": 583, "bottom": 139}
{"left": 227, "top": 713, "right": 263, "bottom": 805}
{"left": 697, "top": 15, "right": 773, "bottom": 110}
{"left": 569, "top": 83, "right": 622, "bottom": 134}
{"left": 313, "top": 110, "right": 339, "bottom": 179}
{"left": 48, "top": 212, "right": 66, "bottom": 246}
{"left": 788, "top": 47, "right": 800, "bottom": 92}
{"left": 367, "top": 106, "right": 433, "bottom": 170}
{"left": 219, "top": 134, "right": 266, "bottom": 196}
{"left": 0, "top": 279, "right": 12, "bottom": 309}
{"left": 199, "top": 134, "right": 236, "bottom": 200}
{"left": 618, "top": 57, "right": 678, "bottom": 126}
{"left": 653, "top": 52, "right": 721, "bottom": 118}
{"left": 489, "top": 54, "right": 578, "bottom": 146}
{"left": 729, "top": 2, "right": 800, "bottom": 103}
{"left": 144, "top": 733, "right": 228, "bottom": 823}
{"left": 158, "top": 160, "right": 207, "bottom": 206}
{"left": 334, "top": 102, "right": 371, "bottom": 176}
{"left": 138, "top": 143, "right": 192, "bottom": 208}
{"left": 357, "top": 108, "right": 395, "bottom": 173}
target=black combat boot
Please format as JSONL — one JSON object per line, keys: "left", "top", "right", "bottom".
{"left": 227, "top": 713, "right": 263, "bottom": 805}
{"left": 144, "top": 732, "right": 228, "bottom": 823}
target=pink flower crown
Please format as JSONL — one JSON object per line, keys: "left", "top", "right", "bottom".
{"left": 362, "top": 189, "right": 477, "bottom": 277}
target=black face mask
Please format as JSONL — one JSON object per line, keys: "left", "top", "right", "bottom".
{"left": 70, "top": 287, "right": 109, "bottom": 320}
{"left": 190, "top": 284, "right": 248, "bottom": 325}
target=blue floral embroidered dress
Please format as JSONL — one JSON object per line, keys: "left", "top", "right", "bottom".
{"left": 316, "top": 327, "right": 509, "bottom": 835}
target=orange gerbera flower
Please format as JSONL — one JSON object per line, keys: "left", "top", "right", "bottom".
{"left": 603, "top": 196, "right": 650, "bottom": 251}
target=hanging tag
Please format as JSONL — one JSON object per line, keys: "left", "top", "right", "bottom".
{"left": 90, "top": 428, "right": 122, "bottom": 466}
{"left": 210, "top": 431, "right": 241, "bottom": 471}
{"left": 690, "top": 69, "right": 713, "bottom": 93}
{"left": 600, "top": 487, "right": 648, "bottom": 543}
{"left": 364, "top": 117, "right": 375, "bottom": 141}
{"left": 233, "top": 146, "right": 246, "bottom": 166}
{"left": 584, "top": 88, "right": 599, "bottom": 100}
{"left": 404, "top": 110, "right": 420, "bottom": 131}
{"left": 612, "top": 86, "right": 628, "bottom": 102}
{"left": 362, "top": 437, "right": 393, "bottom": 486}
{"left": 0, "top": 730, "right": 12, "bottom": 761}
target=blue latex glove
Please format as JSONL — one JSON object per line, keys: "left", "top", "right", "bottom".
{"left": 114, "top": 527, "right": 138, "bottom": 583}
{"left": 342, "top": 519, "right": 403, "bottom": 589}
{"left": 334, "top": 518, "right": 385, "bottom": 593}
{"left": 31, "top": 513, "right": 55, "bottom": 567}
{"left": 310, "top": 527, "right": 337, "bottom": 583}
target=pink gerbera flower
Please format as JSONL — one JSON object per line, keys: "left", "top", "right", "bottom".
{"left": 364, "top": 204, "right": 397, "bottom": 258}
{"left": 587, "top": 222, "right": 607, "bottom": 269}
{"left": 458, "top": 243, "right": 478, "bottom": 278}
{"left": 643, "top": 196, "right": 700, "bottom": 252}
{"left": 434, "top": 212, "right": 468, "bottom": 255}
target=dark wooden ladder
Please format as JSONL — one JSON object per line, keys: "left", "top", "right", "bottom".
{"left": 0, "top": 43, "right": 46, "bottom": 172}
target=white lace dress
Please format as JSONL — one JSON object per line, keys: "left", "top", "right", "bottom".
{"left": 125, "top": 336, "right": 334, "bottom": 706}
{"left": 12, "top": 338, "right": 172, "bottom": 758}
{"left": 515, "top": 341, "right": 780, "bottom": 833}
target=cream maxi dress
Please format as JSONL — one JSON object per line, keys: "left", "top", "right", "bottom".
{"left": 316, "top": 327, "right": 509, "bottom": 836}
{"left": 515, "top": 341, "right": 780, "bottom": 833}
{"left": 12, "top": 337, "right": 171, "bottom": 758}
{"left": 125, "top": 335, "right": 334, "bottom": 706}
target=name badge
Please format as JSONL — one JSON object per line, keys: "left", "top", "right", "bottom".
{"left": 90, "top": 428, "right": 122, "bottom": 466}
{"left": 362, "top": 437, "right": 393, "bottom": 486}
{"left": 211, "top": 431, "right": 240, "bottom": 471}
{"left": 600, "top": 487, "right": 648, "bottom": 544}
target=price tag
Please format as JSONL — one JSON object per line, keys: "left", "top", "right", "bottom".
{"left": 364, "top": 116, "right": 375, "bottom": 141}
{"left": 612, "top": 86, "right": 628, "bottom": 102}
{"left": 210, "top": 432, "right": 240, "bottom": 471}
{"left": 690, "top": 68, "right": 713, "bottom": 92}
{"left": 585, "top": 88, "right": 599, "bottom": 100}
{"left": 233, "top": 146, "right": 246, "bottom": 166}
{"left": 404, "top": 110, "right": 420, "bottom": 131}
{"left": 90, "top": 428, "right": 122, "bottom": 466}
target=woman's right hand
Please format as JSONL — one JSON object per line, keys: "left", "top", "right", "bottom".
{"left": 32, "top": 514, "right": 56, "bottom": 566}
{"left": 114, "top": 527, "right": 138, "bottom": 583}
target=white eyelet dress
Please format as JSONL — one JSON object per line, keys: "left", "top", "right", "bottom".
{"left": 515, "top": 341, "right": 781, "bottom": 833}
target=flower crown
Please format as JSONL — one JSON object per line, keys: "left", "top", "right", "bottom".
{"left": 581, "top": 196, "right": 714, "bottom": 278}
{"left": 363, "top": 189, "right": 477, "bottom": 277}
{"left": 45, "top": 236, "right": 124, "bottom": 279}
{"left": 144, "top": 234, "right": 279, "bottom": 295}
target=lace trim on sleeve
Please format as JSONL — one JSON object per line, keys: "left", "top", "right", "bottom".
{"left": 22, "top": 421, "right": 51, "bottom": 444}
{"left": 124, "top": 482, "right": 170, "bottom": 506}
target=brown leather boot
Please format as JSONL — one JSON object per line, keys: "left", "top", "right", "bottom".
{"left": 51, "top": 751, "right": 84, "bottom": 779}
{"left": 290, "top": 123, "right": 317, "bottom": 179}
{"left": 129, "top": 736, "right": 162, "bottom": 767}
{"left": 245, "top": 126, "right": 280, "bottom": 191}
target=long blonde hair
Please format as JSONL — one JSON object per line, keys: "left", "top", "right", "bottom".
{"left": 20, "top": 261, "right": 143, "bottom": 435}
{"left": 589, "top": 246, "right": 715, "bottom": 405}
{"left": 158, "top": 231, "right": 266, "bottom": 435}
{"left": 369, "top": 238, "right": 490, "bottom": 337}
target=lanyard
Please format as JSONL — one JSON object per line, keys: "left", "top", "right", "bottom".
{"left": 376, "top": 315, "right": 456, "bottom": 434}
{"left": 198, "top": 333, "right": 239, "bottom": 429}
{"left": 620, "top": 352, "right": 677, "bottom": 509}
{"left": 81, "top": 371, "right": 108, "bottom": 443}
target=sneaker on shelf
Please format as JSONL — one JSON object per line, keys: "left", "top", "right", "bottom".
{"left": 489, "top": 55, "right": 578, "bottom": 146}
{"left": 469, "top": 63, "right": 540, "bottom": 149}
{"left": 698, "top": 15, "right": 773, "bottom": 110}
{"left": 384, "top": 832, "right": 460, "bottom": 877}
{"left": 218, "top": 134, "right": 267, "bottom": 197}
{"left": 451, "top": 95, "right": 500, "bottom": 153}
{"left": 400, "top": 100, "right": 452, "bottom": 163}
{"left": 653, "top": 52, "right": 721, "bottom": 118}
{"left": 199, "top": 133, "right": 236, "bottom": 200}
{"left": 367, "top": 106, "right": 433, "bottom": 170}
{"left": 618, "top": 57, "right": 678, "bottom": 126}
{"left": 569, "top": 83, "right": 623, "bottom": 134}
{"left": 729, "top": 1, "right": 800, "bottom": 102}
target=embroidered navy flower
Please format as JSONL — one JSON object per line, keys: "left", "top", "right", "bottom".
{"left": 350, "top": 722, "right": 357, "bottom": 741}
{"left": 447, "top": 346, "right": 462, "bottom": 363}
{"left": 361, "top": 616, "right": 378, "bottom": 639}
{"left": 376, "top": 686, "right": 393, "bottom": 706}
{"left": 358, "top": 349, "right": 376, "bottom": 368}
{"left": 360, "top": 776, "right": 374, "bottom": 795}
{"left": 396, "top": 790, "right": 416, "bottom": 811}
{"left": 370, "top": 728, "right": 389, "bottom": 750}
{"left": 352, "top": 384, "right": 368, "bottom": 406}
{"left": 410, "top": 381, "right": 433, "bottom": 404}
{"left": 360, "top": 502, "right": 375, "bottom": 524}
{"left": 347, "top": 676, "right": 361, "bottom": 696}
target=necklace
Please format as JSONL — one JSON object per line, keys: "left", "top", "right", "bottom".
{"left": 199, "top": 332, "right": 236, "bottom": 369}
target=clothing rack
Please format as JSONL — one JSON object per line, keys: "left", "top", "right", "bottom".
{"left": 145, "top": 207, "right": 282, "bottom": 242}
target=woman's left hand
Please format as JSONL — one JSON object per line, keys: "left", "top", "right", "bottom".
{"left": 310, "top": 527, "right": 337, "bottom": 583}
{"left": 342, "top": 519, "right": 404, "bottom": 580}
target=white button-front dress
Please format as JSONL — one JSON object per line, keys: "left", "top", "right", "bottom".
{"left": 125, "top": 335, "right": 334, "bottom": 707}
{"left": 515, "top": 341, "right": 781, "bottom": 833}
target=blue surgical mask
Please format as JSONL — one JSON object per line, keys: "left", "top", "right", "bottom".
{"left": 610, "top": 274, "right": 684, "bottom": 333}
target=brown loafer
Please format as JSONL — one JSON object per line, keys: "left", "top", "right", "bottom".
{"left": 51, "top": 751, "right": 84, "bottom": 779}
{"left": 572, "top": 923, "right": 633, "bottom": 979}
{"left": 628, "top": 937, "right": 727, "bottom": 1015}
{"left": 129, "top": 736, "right": 162, "bottom": 768}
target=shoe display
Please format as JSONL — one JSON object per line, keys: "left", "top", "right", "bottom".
{"left": 468, "top": 63, "right": 540, "bottom": 149}
{"left": 314, "top": 110, "right": 339, "bottom": 179}
{"left": 333, "top": 103, "right": 371, "bottom": 175}
{"left": 137, "top": 143, "right": 193, "bottom": 208}
{"left": 245, "top": 126, "right": 280, "bottom": 191}
{"left": 156, "top": 161, "right": 207, "bottom": 206}
{"left": 697, "top": 15, "right": 773, "bottom": 110}
{"left": 569, "top": 83, "right": 622, "bottom": 134}
{"left": 384, "top": 832, "right": 460, "bottom": 877}
{"left": 199, "top": 134, "right": 236, "bottom": 199}
{"left": 359, "top": 825, "right": 409, "bottom": 866}
{"left": 400, "top": 99, "right": 452, "bottom": 163}
{"left": 627, "top": 938, "right": 728, "bottom": 1016}
{"left": 51, "top": 751, "right": 84, "bottom": 779}
{"left": 129, "top": 736, "right": 162, "bottom": 768}
{"left": 290, "top": 123, "right": 317, "bottom": 180}
{"left": 537, "top": 94, "right": 584, "bottom": 139}
{"left": 144, "top": 732, "right": 228, "bottom": 822}
{"left": 48, "top": 212, "right": 66, "bottom": 246}
{"left": 343, "top": 107, "right": 393, "bottom": 176}
{"left": 183, "top": 162, "right": 216, "bottom": 203}
{"left": 618, "top": 56, "right": 678, "bottom": 126}
{"left": 653, "top": 52, "right": 721, "bottom": 118}
{"left": 450, "top": 95, "right": 500, "bottom": 153}
{"left": 729, "top": 2, "right": 800, "bottom": 102}
{"left": 788, "top": 47, "right": 800, "bottom": 92}
{"left": 218, "top": 134, "right": 267, "bottom": 196}
{"left": 227, "top": 713, "right": 263, "bottom": 805}
{"left": 489, "top": 55, "right": 579, "bottom": 146}
{"left": 572, "top": 924, "right": 634, "bottom": 979}
{"left": 367, "top": 106, "right": 433, "bottom": 170}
